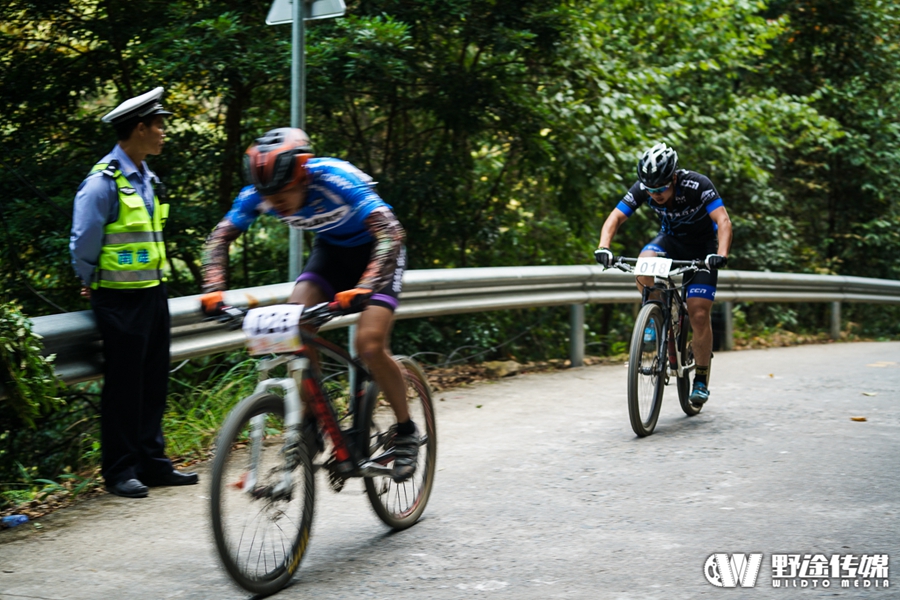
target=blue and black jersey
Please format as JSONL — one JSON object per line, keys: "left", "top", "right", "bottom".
{"left": 616, "top": 169, "right": 724, "bottom": 241}
{"left": 225, "top": 157, "right": 392, "bottom": 247}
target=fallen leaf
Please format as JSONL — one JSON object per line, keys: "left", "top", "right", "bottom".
{"left": 476, "top": 404, "right": 483, "bottom": 408}
{"left": 861, "top": 392, "right": 877, "bottom": 397}
{"left": 769, "top": 374, "right": 774, "bottom": 378}
{"left": 850, "top": 416, "right": 867, "bottom": 422}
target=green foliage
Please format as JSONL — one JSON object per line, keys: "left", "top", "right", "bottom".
{"left": 163, "top": 353, "right": 260, "bottom": 461}
{"left": 0, "top": 302, "right": 62, "bottom": 428}
{"left": 2, "top": 0, "right": 900, "bottom": 507}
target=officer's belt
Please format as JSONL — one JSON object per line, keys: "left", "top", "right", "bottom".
{"left": 98, "top": 269, "right": 164, "bottom": 282}
{"left": 102, "top": 231, "right": 164, "bottom": 244}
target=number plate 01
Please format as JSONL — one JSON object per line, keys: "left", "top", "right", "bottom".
{"left": 242, "top": 304, "right": 304, "bottom": 355}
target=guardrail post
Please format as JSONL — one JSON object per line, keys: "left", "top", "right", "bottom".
{"left": 722, "top": 301, "right": 734, "bottom": 351}
{"left": 831, "top": 301, "right": 841, "bottom": 340}
{"left": 569, "top": 304, "right": 585, "bottom": 367}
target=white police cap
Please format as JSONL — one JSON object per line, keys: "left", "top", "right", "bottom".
{"left": 101, "top": 87, "right": 173, "bottom": 124}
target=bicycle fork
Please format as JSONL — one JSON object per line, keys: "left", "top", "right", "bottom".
{"left": 240, "top": 356, "right": 307, "bottom": 499}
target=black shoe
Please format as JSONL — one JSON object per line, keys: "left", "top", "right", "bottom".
{"left": 142, "top": 470, "right": 199, "bottom": 487}
{"left": 390, "top": 422, "right": 420, "bottom": 483}
{"left": 106, "top": 478, "right": 149, "bottom": 498}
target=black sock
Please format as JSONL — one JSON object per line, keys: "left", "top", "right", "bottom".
{"left": 695, "top": 366, "right": 709, "bottom": 385}
{"left": 396, "top": 419, "right": 416, "bottom": 435}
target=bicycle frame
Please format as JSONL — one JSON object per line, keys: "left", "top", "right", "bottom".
{"left": 616, "top": 257, "right": 702, "bottom": 379}
{"left": 237, "top": 324, "right": 397, "bottom": 499}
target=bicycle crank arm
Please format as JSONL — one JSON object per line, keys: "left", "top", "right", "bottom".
{"left": 678, "top": 363, "right": 697, "bottom": 378}
{"left": 357, "top": 461, "right": 394, "bottom": 477}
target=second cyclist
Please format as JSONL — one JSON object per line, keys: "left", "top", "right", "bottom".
{"left": 594, "top": 143, "right": 732, "bottom": 407}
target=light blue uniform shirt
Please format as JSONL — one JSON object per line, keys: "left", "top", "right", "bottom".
{"left": 69, "top": 145, "right": 160, "bottom": 285}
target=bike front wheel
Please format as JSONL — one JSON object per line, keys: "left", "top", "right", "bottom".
{"left": 210, "top": 393, "right": 315, "bottom": 595}
{"left": 628, "top": 303, "right": 666, "bottom": 436}
{"left": 676, "top": 312, "right": 702, "bottom": 416}
{"left": 362, "top": 356, "right": 437, "bottom": 530}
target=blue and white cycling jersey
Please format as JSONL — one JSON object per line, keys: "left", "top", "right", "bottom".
{"left": 225, "top": 157, "right": 392, "bottom": 247}
{"left": 616, "top": 169, "right": 724, "bottom": 241}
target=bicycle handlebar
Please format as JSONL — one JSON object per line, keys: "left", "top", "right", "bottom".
{"left": 205, "top": 299, "right": 366, "bottom": 329}
{"left": 610, "top": 256, "right": 706, "bottom": 276}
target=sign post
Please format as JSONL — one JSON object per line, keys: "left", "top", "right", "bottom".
{"left": 267, "top": 0, "right": 346, "bottom": 280}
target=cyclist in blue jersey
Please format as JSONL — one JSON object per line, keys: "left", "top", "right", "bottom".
{"left": 594, "top": 143, "right": 732, "bottom": 406}
{"left": 199, "top": 128, "right": 418, "bottom": 482}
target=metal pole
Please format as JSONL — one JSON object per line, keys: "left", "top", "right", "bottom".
{"left": 830, "top": 301, "right": 841, "bottom": 340}
{"left": 722, "top": 301, "right": 734, "bottom": 351}
{"left": 288, "top": 0, "right": 306, "bottom": 281}
{"left": 569, "top": 304, "right": 585, "bottom": 367}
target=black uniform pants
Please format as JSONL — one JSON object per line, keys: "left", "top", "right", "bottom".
{"left": 91, "top": 284, "right": 173, "bottom": 485}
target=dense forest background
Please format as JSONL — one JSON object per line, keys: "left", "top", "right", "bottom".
{"left": 1, "top": 0, "right": 899, "bottom": 494}
{"left": 3, "top": 0, "right": 900, "bottom": 307}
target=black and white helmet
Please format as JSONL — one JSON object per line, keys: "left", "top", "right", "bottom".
{"left": 637, "top": 143, "right": 678, "bottom": 188}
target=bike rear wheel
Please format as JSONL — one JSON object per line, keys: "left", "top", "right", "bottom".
{"left": 627, "top": 303, "right": 666, "bottom": 437}
{"left": 210, "top": 393, "right": 315, "bottom": 595}
{"left": 362, "top": 356, "right": 437, "bottom": 529}
{"left": 676, "top": 312, "right": 702, "bottom": 416}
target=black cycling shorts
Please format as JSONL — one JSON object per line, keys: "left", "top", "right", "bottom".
{"left": 641, "top": 234, "right": 719, "bottom": 301}
{"left": 296, "top": 238, "right": 405, "bottom": 311}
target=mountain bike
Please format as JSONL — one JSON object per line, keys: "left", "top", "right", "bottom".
{"left": 611, "top": 256, "right": 710, "bottom": 436}
{"left": 207, "top": 301, "right": 437, "bottom": 595}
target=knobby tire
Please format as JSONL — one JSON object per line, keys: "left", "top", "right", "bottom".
{"left": 627, "top": 303, "right": 666, "bottom": 437}
{"left": 676, "top": 312, "right": 702, "bottom": 416}
{"left": 362, "top": 356, "right": 437, "bottom": 529}
{"left": 210, "top": 393, "right": 315, "bottom": 595}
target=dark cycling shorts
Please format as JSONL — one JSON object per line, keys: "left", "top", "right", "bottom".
{"left": 641, "top": 234, "right": 719, "bottom": 301}
{"left": 296, "top": 238, "right": 405, "bottom": 312}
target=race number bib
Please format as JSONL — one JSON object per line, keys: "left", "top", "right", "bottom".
{"left": 635, "top": 256, "right": 673, "bottom": 277}
{"left": 242, "top": 304, "right": 304, "bottom": 356}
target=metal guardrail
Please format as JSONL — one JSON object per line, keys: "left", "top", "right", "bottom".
{"left": 23, "top": 266, "right": 900, "bottom": 388}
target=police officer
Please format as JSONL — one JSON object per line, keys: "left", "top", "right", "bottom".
{"left": 70, "top": 87, "right": 197, "bottom": 498}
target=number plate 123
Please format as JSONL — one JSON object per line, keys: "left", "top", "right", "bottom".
{"left": 242, "top": 304, "right": 304, "bottom": 355}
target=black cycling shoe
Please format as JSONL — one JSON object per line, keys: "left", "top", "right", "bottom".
{"left": 390, "top": 422, "right": 420, "bottom": 483}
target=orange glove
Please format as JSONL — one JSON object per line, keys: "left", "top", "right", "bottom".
{"left": 201, "top": 291, "right": 225, "bottom": 316}
{"left": 333, "top": 288, "right": 372, "bottom": 311}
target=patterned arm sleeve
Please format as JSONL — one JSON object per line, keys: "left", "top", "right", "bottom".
{"left": 358, "top": 208, "right": 406, "bottom": 291}
{"left": 201, "top": 219, "right": 243, "bottom": 293}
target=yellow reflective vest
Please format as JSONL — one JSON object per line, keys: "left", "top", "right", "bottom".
{"left": 89, "top": 161, "right": 169, "bottom": 290}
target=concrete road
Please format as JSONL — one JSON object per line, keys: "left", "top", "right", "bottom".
{"left": 1, "top": 342, "right": 898, "bottom": 599}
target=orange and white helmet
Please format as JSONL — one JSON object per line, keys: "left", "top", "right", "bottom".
{"left": 243, "top": 127, "right": 314, "bottom": 195}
